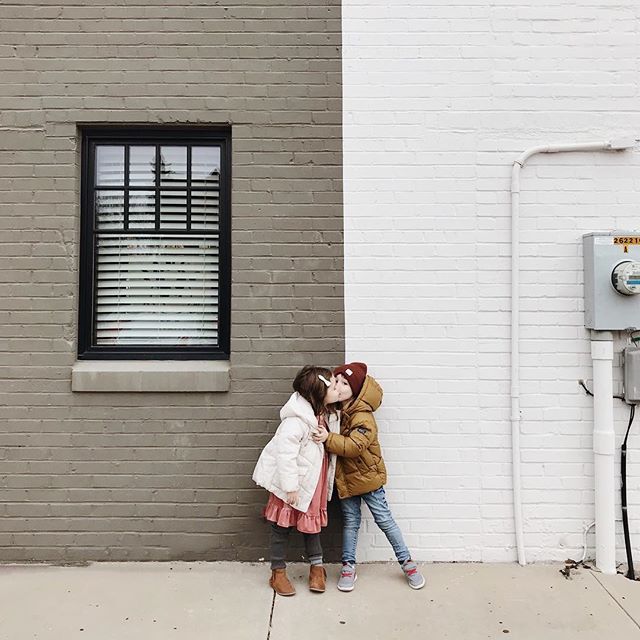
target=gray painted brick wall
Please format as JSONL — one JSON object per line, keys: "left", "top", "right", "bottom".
{"left": 0, "top": 1, "right": 344, "bottom": 561}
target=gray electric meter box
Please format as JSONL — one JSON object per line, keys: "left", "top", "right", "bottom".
{"left": 583, "top": 231, "right": 640, "bottom": 330}
{"left": 624, "top": 347, "right": 640, "bottom": 404}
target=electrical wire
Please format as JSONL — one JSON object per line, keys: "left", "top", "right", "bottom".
{"left": 580, "top": 521, "right": 595, "bottom": 564}
{"left": 623, "top": 404, "right": 636, "bottom": 450}
{"left": 579, "top": 380, "right": 593, "bottom": 397}
{"left": 621, "top": 404, "right": 636, "bottom": 580}
{"left": 578, "top": 379, "right": 625, "bottom": 401}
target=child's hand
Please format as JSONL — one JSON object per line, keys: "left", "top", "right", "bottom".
{"left": 312, "top": 425, "right": 330, "bottom": 443}
{"left": 286, "top": 491, "right": 299, "bottom": 506}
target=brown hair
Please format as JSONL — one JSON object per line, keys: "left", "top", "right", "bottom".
{"left": 292, "top": 365, "right": 336, "bottom": 417}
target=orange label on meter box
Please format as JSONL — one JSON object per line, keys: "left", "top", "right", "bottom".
{"left": 614, "top": 237, "right": 640, "bottom": 245}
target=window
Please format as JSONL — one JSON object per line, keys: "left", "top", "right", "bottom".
{"left": 78, "top": 127, "right": 231, "bottom": 360}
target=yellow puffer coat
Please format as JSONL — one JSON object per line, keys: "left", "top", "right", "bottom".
{"left": 324, "top": 375, "right": 387, "bottom": 498}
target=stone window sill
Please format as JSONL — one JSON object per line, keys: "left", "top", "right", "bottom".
{"left": 71, "top": 360, "right": 230, "bottom": 393}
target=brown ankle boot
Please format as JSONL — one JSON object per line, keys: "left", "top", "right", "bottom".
{"left": 309, "top": 565, "right": 327, "bottom": 593}
{"left": 269, "top": 569, "right": 296, "bottom": 596}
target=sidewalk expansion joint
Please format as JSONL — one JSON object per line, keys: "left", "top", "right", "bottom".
{"left": 592, "top": 572, "right": 640, "bottom": 631}
{"left": 266, "top": 590, "right": 276, "bottom": 640}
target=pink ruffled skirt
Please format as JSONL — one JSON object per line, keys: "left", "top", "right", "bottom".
{"left": 263, "top": 453, "right": 329, "bottom": 534}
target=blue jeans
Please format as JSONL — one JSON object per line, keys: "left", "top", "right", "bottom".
{"left": 340, "top": 487, "right": 411, "bottom": 565}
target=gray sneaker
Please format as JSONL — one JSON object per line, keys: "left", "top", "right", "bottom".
{"left": 401, "top": 559, "right": 425, "bottom": 589}
{"left": 337, "top": 563, "right": 357, "bottom": 591}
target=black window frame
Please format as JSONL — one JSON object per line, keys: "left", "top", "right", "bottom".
{"left": 78, "top": 125, "right": 231, "bottom": 360}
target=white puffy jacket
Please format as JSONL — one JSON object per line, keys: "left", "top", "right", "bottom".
{"left": 252, "top": 392, "right": 340, "bottom": 514}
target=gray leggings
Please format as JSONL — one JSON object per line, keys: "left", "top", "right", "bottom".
{"left": 270, "top": 523, "right": 323, "bottom": 570}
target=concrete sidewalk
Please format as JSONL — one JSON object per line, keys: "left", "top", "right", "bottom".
{"left": 1, "top": 562, "right": 640, "bottom": 640}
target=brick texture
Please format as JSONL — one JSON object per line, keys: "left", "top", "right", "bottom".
{"left": 343, "top": 1, "right": 640, "bottom": 562}
{"left": 0, "top": 1, "right": 344, "bottom": 561}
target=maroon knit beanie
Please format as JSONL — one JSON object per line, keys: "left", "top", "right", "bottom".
{"left": 333, "top": 362, "right": 367, "bottom": 398}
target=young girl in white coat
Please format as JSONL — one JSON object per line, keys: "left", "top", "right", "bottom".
{"left": 252, "top": 365, "right": 340, "bottom": 596}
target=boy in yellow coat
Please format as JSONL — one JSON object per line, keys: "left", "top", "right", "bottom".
{"left": 313, "top": 362, "right": 425, "bottom": 591}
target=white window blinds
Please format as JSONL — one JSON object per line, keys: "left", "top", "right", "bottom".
{"left": 92, "top": 143, "right": 222, "bottom": 348}
{"left": 95, "top": 235, "right": 219, "bottom": 345}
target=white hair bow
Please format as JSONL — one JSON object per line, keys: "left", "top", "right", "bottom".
{"left": 318, "top": 374, "right": 331, "bottom": 388}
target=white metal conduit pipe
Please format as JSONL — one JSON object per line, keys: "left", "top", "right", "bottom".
{"left": 591, "top": 332, "right": 616, "bottom": 574}
{"left": 510, "top": 137, "right": 635, "bottom": 568}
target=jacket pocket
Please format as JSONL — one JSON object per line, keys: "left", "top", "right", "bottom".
{"left": 353, "top": 456, "right": 372, "bottom": 478}
{"left": 360, "top": 448, "right": 375, "bottom": 468}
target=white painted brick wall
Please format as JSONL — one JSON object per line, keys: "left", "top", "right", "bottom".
{"left": 343, "top": 0, "right": 640, "bottom": 563}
